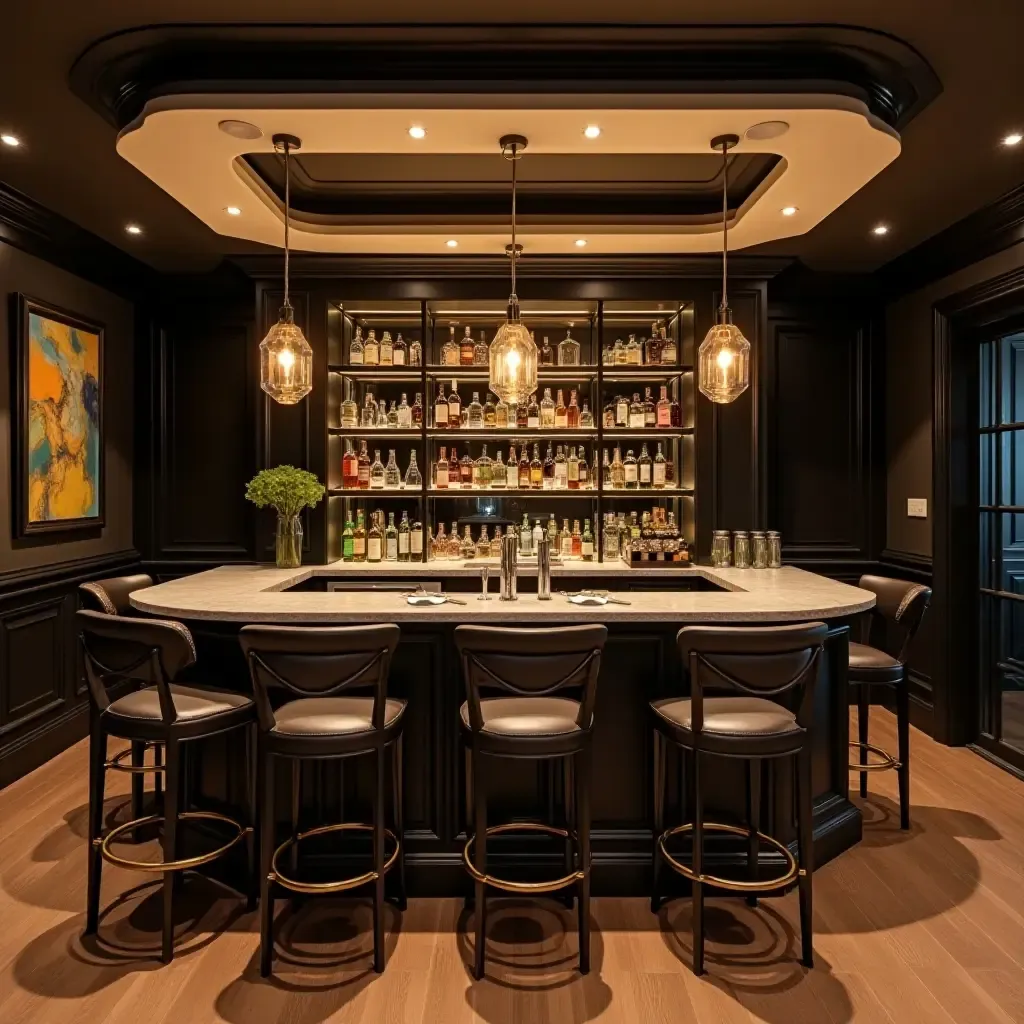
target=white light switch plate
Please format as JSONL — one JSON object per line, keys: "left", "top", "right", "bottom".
{"left": 907, "top": 498, "right": 928, "bottom": 518}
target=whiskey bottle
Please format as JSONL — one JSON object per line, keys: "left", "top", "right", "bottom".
{"left": 653, "top": 442, "right": 667, "bottom": 489}
{"left": 659, "top": 322, "right": 677, "bottom": 364}
{"left": 364, "top": 329, "right": 380, "bottom": 365}
{"left": 341, "top": 382, "right": 358, "bottom": 428}
{"left": 441, "top": 326, "right": 460, "bottom": 366}
{"left": 380, "top": 330, "right": 394, "bottom": 366}
{"left": 579, "top": 399, "right": 594, "bottom": 428}
{"left": 602, "top": 448, "right": 612, "bottom": 488}
{"left": 412, "top": 392, "right": 423, "bottom": 427}
{"left": 385, "top": 512, "right": 399, "bottom": 560}
{"left": 361, "top": 392, "right": 377, "bottom": 428}
{"left": 342, "top": 513, "right": 355, "bottom": 561}
{"left": 448, "top": 380, "right": 461, "bottom": 427}
{"left": 519, "top": 446, "right": 531, "bottom": 488}
{"left": 554, "top": 445, "right": 568, "bottom": 489}
{"left": 638, "top": 443, "right": 653, "bottom": 488}
{"left": 404, "top": 450, "right": 422, "bottom": 488}
{"left": 629, "top": 393, "right": 645, "bottom": 429}
{"left": 603, "top": 399, "right": 616, "bottom": 428}
{"left": 533, "top": 519, "right": 545, "bottom": 552}
{"left": 342, "top": 440, "right": 359, "bottom": 489}
{"left": 473, "top": 445, "right": 492, "bottom": 488}
{"left": 626, "top": 333, "right": 642, "bottom": 365}
{"left": 376, "top": 399, "right": 388, "bottom": 427}
{"left": 393, "top": 333, "right": 408, "bottom": 365}
{"left": 483, "top": 393, "right": 497, "bottom": 427}
{"left": 530, "top": 444, "right": 543, "bottom": 489}
{"left": 567, "top": 390, "right": 580, "bottom": 429}
{"left": 616, "top": 393, "right": 629, "bottom": 427}
{"left": 656, "top": 385, "right": 672, "bottom": 427}
{"left": 353, "top": 510, "right": 367, "bottom": 561}
{"left": 577, "top": 449, "right": 589, "bottom": 489}
{"left": 384, "top": 450, "right": 401, "bottom": 488}
{"left": 602, "top": 339, "right": 614, "bottom": 365}
{"left": 516, "top": 400, "right": 528, "bottom": 429}
{"left": 540, "top": 388, "right": 555, "bottom": 428}
{"left": 409, "top": 337, "right": 422, "bottom": 366}
{"left": 397, "top": 393, "right": 412, "bottom": 428}
{"left": 473, "top": 329, "right": 489, "bottom": 366}
{"left": 571, "top": 520, "right": 582, "bottom": 558}
{"left": 560, "top": 519, "right": 572, "bottom": 558}
{"left": 476, "top": 525, "right": 490, "bottom": 558}
{"left": 367, "top": 513, "right": 383, "bottom": 562}
{"left": 644, "top": 321, "right": 662, "bottom": 365}
{"left": 350, "top": 326, "right": 365, "bottom": 365}
{"left": 567, "top": 446, "right": 580, "bottom": 489}
{"left": 410, "top": 517, "right": 423, "bottom": 560}
{"left": 387, "top": 401, "right": 399, "bottom": 428}
{"left": 540, "top": 335, "right": 555, "bottom": 365}
{"left": 624, "top": 449, "right": 638, "bottom": 489}
{"left": 432, "top": 522, "right": 446, "bottom": 560}
{"left": 449, "top": 522, "right": 460, "bottom": 559}
{"left": 548, "top": 514, "right": 559, "bottom": 549}
{"left": 521, "top": 513, "right": 533, "bottom": 555}
{"left": 467, "top": 392, "right": 484, "bottom": 429}
{"left": 643, "top": 387, "right": 657, "bottom": 428}
{"left": 370, "top": 450, "right": 386, "bottom": 489}
{"left": 398, "top": 512, "right": 411, "bottom": 561}
{"left": 459, "top": 448, "right": 473, "bottom": 488}
{"left": 490, "top": 526, "right": 503, "bottom": 558}
{"left": 492, "top": 449, "right": 506, "bottom": 488}
{"left": 435, "top": 446, "right": 449, "bottom": 489}
{"left": 460, "top": 326, "right": 475, "bottom": 366}
{"left": 611, "top": 447, "right": 626, "bottom": 489}
{"left": 460, "top": 525, "right": 475, "bottom": 559}
{"left": 448, "top": 446, "right": 460, "bottom": 488}
{"left": 557, "top": 328, "right": 580, "bottom": 366}
{"left": 495, "top": 396, "right": 509, "bottom": 428}
{"left": 581, "top": 520, "right": 594, "bottom": 561}
{"left": 434, "top": 384, "right": 449, "bottom": 429}
{"left": 613, "top": 337, "right": 628, "bottom": 364}
{"left": 543, "top": 442, "right": 555, "bottom": 490}
{"left": 527, "top": 392, "right": 541, "bottom": 429}
{"left": 506, "top": 445, "right": 519, "bottom": 489}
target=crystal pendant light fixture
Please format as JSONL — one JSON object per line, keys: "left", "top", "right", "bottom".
{"left": 489, "top": 134, "right": 538, "bottom": 405}
{"left": 259, "top": 133, "right": 313, "bottom": 405}
{"left": 698, "top": 133, "right": 750, "bottom": 404}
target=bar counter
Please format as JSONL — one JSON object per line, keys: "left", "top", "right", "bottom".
{"left": 131, "top": 563, "right": 869, "bottom": 897}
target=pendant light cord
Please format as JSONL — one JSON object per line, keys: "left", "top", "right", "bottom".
{"left": 510, "top": 142, "right": 518, "bottom": 297}
{"left": 283, "top": 139, "right": 291, "bottom": 311}
{"left": 720, "top": 139, "right": 729, "bottom": 317}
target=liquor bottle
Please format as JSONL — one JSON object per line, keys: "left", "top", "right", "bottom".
{"left": 358, "top": 440, "right": 371, "bottom": 489}
{"left": 624, "top": 449, "right": 639, "bottom": 489}
{"left": 521, "top": 513, "right": 533, "bottom": 555}
{"left": 342, "top": 512, "right": 355, "bottom": 561}
{"left": 603, "top": 399, "right": 616, "bottom": 429}
{"left": 364, "top": 329, "right": 380, "bottom": 365}
{"left": 530, "top": 444, "right": 543, "bottom": 489}
{"left": 543, "top": 442, "right": 555, "bottom": 490}
{"left": 342, "top": 440, "right": 358, "bottom": 489}
{"left": 506, "top": 445, "right": 519, "bottom": 489}
{"left": 460, "top": 448, "right": 473, "bottom": 488}
{"left": 384, "top": 450, "right": 400, "bottom": 488}
{"left": 398, "top": 512, "right": 411, "bottom": 561}
{"left": 567, "top": 390, "right": 580, "bottom": 429}
{"left": 490, "top": 526, "right": 503, "bottom": 558}
{"left": 591, "top": 449, "right": 600, "bottom": 488}
{"left": 467, "top": 392, "right": 484, "bottom": 429}
{"left": 581, "top": 520, "right": 594, "bottom": 561}
{"left": 483, "top": 393, "right": 496, "bottom": 427}
{"left": 361, "top": 393, "right": 376, "bottom": 428}
{"left": 448, "top": 380, "right": 461, "bottom": 427}
{"left": 629, "top": 393, "right": 644, "bottom": 429}
{"left": 397, "top": 393, "right": 412, "bottom": 428}
{"left": 611, "top": 447, "right": 625, "bottom": 489}
{"left": 434, "top": 384, "right": 449, "bottom": 429}
{"left": 602, "top": 448, "right": 612, "bottom": 487}
{"left": 554, "top": 445, "right": 568, "bottom": 489}
{"left": 665, "top": 453, "right": 676, "bottom": 486}
{"left": 435, "top": 446, "right": 449, "bottom": 489}
{"left": 613, "top": 337, "right": 628, "bottom": 364}
{"left": 577, "top": 449, "right": 589, "bottom": 490}
{"left": 409, "top": 337, "right": 422, "bottom": 366}
{"left": 540, "top": 388, "right": 555, "bottom": 428}
{"left": 410, "top": 517, "right": 423, "bottom": 560}
{"left": 656, "top": 385, "right": 672, "bottom": 427}
{"left": 571, "top": 520, "right": 582, "bottom": 558}
{"left": 554, "top": 389, "right": 568, "bottom": 428}
{"left": 370, "top": 450, "right": 386, "bottom": 489}
{"left": 432, "top": 522, "right": 446, "bottom": 560}
{"left": 473, "top": 329, "right": 489, "bottom": 366}
{"left": 441, "top": 326, "right": 460, "bottom": 366}
{"left": 367, "top": 512, "right": 383, "bottom": 562}
{"left": 602, "top": 513, "right": 616, "bottom": 559}
{"left": 380, "top": 330, "right": 394, "bottom": 366}
{"left": 353, "top": 510, "right": 367, "bottom": 561}
{"left": 659, "top": 322, "right": 677, "bottom": 364}
{"left": 341, "top": 382, "right": 358, "bottom": 428}
{"left": 412, "top": 393, "right": 423, "bottom": 427}
{"left": 476, "top": 525, "right": 490, "bottom": 558}
{"left": 495, "top": 396, "right": 509, "bottom": 428}
{"left": 540, "top": 335, "right": 555, "bottom": 365}
{"left": 579, "top": 399, "right": 594, "bottom": 429}
{"left": 616, "top": 394, "right": 629, "bottom": 427}
{"left": 548, "top": 515, "right": 559, "bottom": 549}
{"left": 377, "top": 399, "right": 389, "bottom": 427}
{"left": 350, "top": 326, "right": 365, "bottom": 365}
{"left": 516, "top": 401, "right": 528, "bottom": 429}
{"left": 448, "top": 446, "right": 460, "bottom": 488}
{"left": 404, "top": 450, "right": 422, "bottom": 488}
{"left": 385, "top": 512, "right": 399, "bottom": 560}
{"left": 519, "top": 446, "right": 531, "bottom": 488}
{"left": 527, "top": 393, "right": 541, "bottom": 429}
{"left": 638, "top": 443, "right": 653, "bottom": 488}
{"left": 626, "top": 333, "right": 642, "bottom": 365}
{"left": 670, "top": 393, "right": 682, "bottom": 428}
{"left": 643, "top": 387, "right": 657, "bottom": 428}
{"left": 492, "top": 450, "right": 506, "bottom": 488}
{"left": 387, "top": 402, "right": 399, "bottom": 428}
{"left": 557, "top": 328, "right": 580, "bottom": 366}
{"left": 393, "top": 333, "right": 408, "bottom": 365}
{"left": 645, "top": 321, "right": 663, "bottom": 365}
{"left": 653, "top": 442, "right": 667, "bottom": 488}
{"left": 560, "top": 519, "right": 573, "bottom": 558}
{"left": 567, "top": 446, "right": 580, "bottom": 490}
{"left": 460, "top": 326, "right": 475, "bottom": 366}
{"left": 461, "top": 525, "right": 475, "bottom": 559}
{"left": 473, "top": 445, "right": 492, "bottom": 488}
{"left": 532, "top": 519, "right": 544, "bottom": 553}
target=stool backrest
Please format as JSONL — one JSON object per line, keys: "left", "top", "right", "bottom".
{"left": 454, "top": 624, "right": 607, "bottom": 733}
{"left": 857, "top": 575, "right": 932, "bottom": 663}
{"left": 239, "top": 624, "right": 400, "bottom": 733}
{"left": 677, "top": 622, "right": 827, "bottom": 735}
{"left": 79, "top": 574, "right": 154, "bottom": 615}
{"left": 77, "top": 609, "right": 196, "bottom": 721}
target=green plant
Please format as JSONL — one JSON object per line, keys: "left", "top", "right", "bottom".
{"left": 245, "top": 465, "right": 325, "bottom": 518}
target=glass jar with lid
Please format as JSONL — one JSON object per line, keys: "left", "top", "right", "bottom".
{"left": 732, "top": 531, "right": 751, "bottom": 569}
{"left": 711, "top": 530, "right": 731, "bottom": 567}
{"left": 751, "top": 530, "right": 768, "bottom": 569}
{"left": 766, "top": 530, "right": 782, "bottom": 568}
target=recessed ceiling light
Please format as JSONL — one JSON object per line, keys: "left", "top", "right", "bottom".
{"left": 125, "top": 224, "right": 143, "bottom": 235}
{"left": 225, "top": 206, "right": 241, "bottom": 216}
{"left": 1002, "top": 132, "right": 1023, "bottom": 147}
{"left": 745, "top": 120, "right": 790, "bottom": 141}
{"left": 781, "top": 206, "right": 798, "bottom": 216}
{"left": 872, "top": 223, "right": 890, "bottom": 236}
{"left": 218, "top": 119, "right": 263, "bottom": 140}
{"left": 583, "top": 125, "right": 601, "bottom": 139}
{"left": 575, "top": 239, "right": 588, "bottom": 247}
{"left": 408, "top": 126, "right": 427, "bottom": 140}
{"left": 446, "top": 239, "right": 458, "bottom": 248}
{"left": 1, "top": 133, "right": 20, "bottom": 147}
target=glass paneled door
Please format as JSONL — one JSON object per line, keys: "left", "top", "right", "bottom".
{"left": 978, "top": 332, "right": 1024, "bottom": 771}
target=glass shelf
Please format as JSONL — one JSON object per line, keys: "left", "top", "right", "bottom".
{"left": 329, "top": 489, "right": 422, "bottom": 498}
{"left": 603, "top": 488, "right": 694, "bottom": 498}
{"left": 329, "top": 428, "right": 423, "bottom": 439}
{"left": 426, "top": 429, "right": 599, "bottom": 440}
{"left": 600, "top": 427, "right": 694, "bottom": 437}
{"left": 428, "top": 488, "right": 598, "bottom": 497}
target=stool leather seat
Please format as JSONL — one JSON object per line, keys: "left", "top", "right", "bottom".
{"left": 459, "top": 696, "right": 581, "bottom": 737}
{"left": 848, "top": 641, "right": 902, "bottom": 683}
{"left": 652, "top": 696, "right": 800, "bottom": 754}
{"left": 271, "top": 696, "right": 406, "bottom": 736}
{"left": 108, "top": 684, "right": 252, "bottom": 723}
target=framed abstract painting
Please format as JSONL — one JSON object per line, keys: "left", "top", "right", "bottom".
{"left": 12, "top": 294, "right": 104, "bottom": 538}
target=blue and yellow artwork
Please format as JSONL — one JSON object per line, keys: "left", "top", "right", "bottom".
{"left": 26, "top": 311, "right": 101, "bottom": 524}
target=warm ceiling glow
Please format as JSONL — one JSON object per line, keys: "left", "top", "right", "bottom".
{"left": 446, "top": 239, "right": 458, "bottom": 248}
{"left": 781, "top": 206, "right": 798, "bottom": 216}
{"left": 583, "top": 125, "right": 601, "bottom": 139}
{"left": 1003, "top": 132, "right": 1023, "bottom": 147}
{"left": 872, "top": 223, "right": 889, "bottom": 236}
{"left": 1, "top": 133, "right": 20, "bottom": 147}
{"left": 225, "top": 205, "right": 241, "bottom": 216}
{"left": 575, "top": 239, "right": 588, "bottom": 247}
{"left": 125, "top": 224, "right": 143, "bottom": 235}
{"left": 408, "top": 126, "right": 426, "bottom": 139}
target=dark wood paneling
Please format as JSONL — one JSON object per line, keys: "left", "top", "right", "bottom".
{"left": 0, "top": 598, "right": 66, "bottom": 733}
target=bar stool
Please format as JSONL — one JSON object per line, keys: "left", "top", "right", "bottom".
{"left": 78, "top": 609, "right": 257, "bottom": 963}
{"left": 239, "top": 624, "right": 406, "bottom": 977}
{"left": 79, "top": 575, "right": 161, "bottom": 829}
{"left": 850, "top": 575, "right": 932, "bottom": 830}
{"left": 455, "top": 624, "right": 607, "bottom": 979}
{"left": 650, "top": 622, "right": 826, "bottom": 975}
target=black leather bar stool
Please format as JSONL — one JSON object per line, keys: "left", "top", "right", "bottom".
{"left": 79, "top": 575, "right": 161, "bottom": 829}
{"left": 79, "top": 609, "right": 256, "bottom": 963}
{"left": 239, "top": 624, "right": 406, "bottom": 977}
{"left": 849, "top": 575, "right": 932, "bottom": 830}
{"left": 454, "top": 624, "right": 607, "bottom": 979}
{"left": 650, "top": 622, "right": 826, "bottom": 976}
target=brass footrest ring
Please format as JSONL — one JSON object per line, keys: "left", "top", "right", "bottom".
{"left": 464, "top": 822, "right": 584, "bottom": 895}
{"left": 99, "top": 812, "right": 250, "bottom": 872}
{"left": 848, "top": 740, "right": 901, "bottom": 772}
{"left": 106, "top": 746, "right": 165, "bottom": 775}
{"left": 658, "top": 822, "right": 798, "bottom": 893}
{"left": 271, "top": 823, "right": 399, "bottom": 895}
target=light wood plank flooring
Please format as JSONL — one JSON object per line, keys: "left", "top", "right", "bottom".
{"left": 1, "top": 708, "right": 1023, "bottom": 1024}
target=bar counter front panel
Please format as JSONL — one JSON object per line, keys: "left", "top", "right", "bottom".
{"left": 131, "top": 565, "right": 870, "bottom": 897}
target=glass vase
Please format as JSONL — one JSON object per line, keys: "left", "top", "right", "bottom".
{"left": 276, "top": 514, "right": 303, "bottom": 569}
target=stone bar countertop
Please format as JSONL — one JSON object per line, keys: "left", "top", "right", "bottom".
{"left": 130, "top": 563, "right": 874, "bottom": 624}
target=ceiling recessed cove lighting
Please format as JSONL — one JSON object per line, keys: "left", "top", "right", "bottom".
{"left": 225, "top": 206, "right": 241, "bottom": 216}
{"left": 1002, "top": 132, "right": 1023, "bottom": 147}
{"left": 1, "top": 133, "right": 20, "bottom": 147}
{"left": 408, "top": 126, "right": 427, "bottom": 140}
{"left": 125, "top": 224, "right": 143, "bottom": 236}
{"left": 575, "top": 239, "right": 588, "bottom": 247}
{"left": 446, "top": 239, "right": 458, "bottom": 248}
{"left": 583, "top": 125, "right": 601, "bottom": 139}
{"left": 218, "top": 119, "right": 263, "bottom": 140}
{"left": 781, "top": 206, "right": 798, "bottom": 217}
{"left": 872, "top": 223, "right": 890, "bottom": 236}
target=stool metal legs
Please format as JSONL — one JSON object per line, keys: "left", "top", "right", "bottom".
{"left": 849, "top": 679, "right": 911, "bottom": 830}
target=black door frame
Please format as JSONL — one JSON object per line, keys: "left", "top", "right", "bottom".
{"left": 933, "top": 265, "right": 1024, "bottom": 763}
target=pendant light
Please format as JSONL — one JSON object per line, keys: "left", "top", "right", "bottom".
{"left": 259, "top": 133, "right": 313, "bottom": 405}
{"left": 488, "top": 134, "right": 538, "bottom": 405}
{"left": 698, "top": 133, "right": 750, "bottom": 404}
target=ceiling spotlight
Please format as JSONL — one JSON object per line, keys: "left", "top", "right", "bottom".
{"left": 1002, "top": 132, "right": 1023, "bottom": 147}
{"left": 781, "top": 206, "right": 798, "bottom": 216}
{"left": 225, "top": 206, "right": 242, "bottom": 216}
{"left": 217, "top": 119, "right": 263, "bottom": 140}
{"left": 575, "top": 239, "right": 588, "bottom": 247}
{"left": 125, "top": 224, "right": 143, "bottom": 235}
{"left": 408, "top": 126, "right": 427, "bottom": 140}
{"left": 446, "top": 239, "right": 458, "bottom": 248}
{"left": 583, "top": 125, "right": 601, "bottom": 139}
{"left": 872, "top": 223, "right": 890, "bottom": 236}
{"left": 1, "top": 133, "right": 20, "bottom": 147}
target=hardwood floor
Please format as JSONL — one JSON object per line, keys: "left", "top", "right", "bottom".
{"left": 1, "top": 708, "right": 1023, "bottom": 1023}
